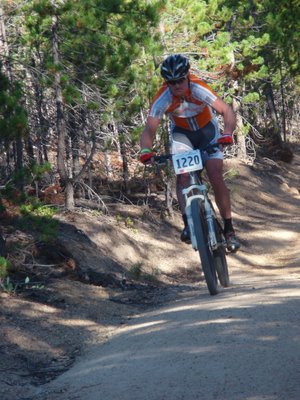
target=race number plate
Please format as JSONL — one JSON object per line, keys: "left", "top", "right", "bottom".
{"left": 172, "top": 149, "right": 203, "bottom": 175}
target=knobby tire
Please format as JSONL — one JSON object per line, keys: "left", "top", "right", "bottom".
{"left": 213, "top": 219, "right": 230, "bottom": 287}
{"left": 191, "top": 198, "right": 218, "bottom": 295}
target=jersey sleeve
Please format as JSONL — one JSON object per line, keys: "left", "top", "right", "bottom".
{"left": 190, "top": 76, "right": 218, "bottom": 106}
{"left": 149, "top": 86, "right": 172, "bottom": 119}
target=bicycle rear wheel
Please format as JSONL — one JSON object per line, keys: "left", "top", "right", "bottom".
{"left": 213, "top": 219, "right": 230, "bottom": 287}
{"left": 191, "top": 198, "right": 218, "bottom": 295}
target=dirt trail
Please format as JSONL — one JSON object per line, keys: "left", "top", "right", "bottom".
{"left": 27, "top": 149, "right": 300, "bottom": 400}
{"left": 2, "top": 147, "right": 300, "bottom": 400}
{"left": 32, "top": 272, "right": 300, "bottom": 400}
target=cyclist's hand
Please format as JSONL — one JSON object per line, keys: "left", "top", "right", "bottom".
{"left": 139, "top": 149, "right": 155, "bottom": 165}
{"left": 217, "top": 133, "right": 233, "bottom": 146}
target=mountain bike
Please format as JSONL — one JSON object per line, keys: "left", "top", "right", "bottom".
{"left": 154, "top": 144, "right": 230, "bottom": 295}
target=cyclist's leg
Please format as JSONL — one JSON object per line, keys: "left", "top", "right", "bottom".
{"left": 205, "top": 159, "right": 240, "bottom": 250}
{"left": 183, "top": 120, "right": 229, "bottom": 219}
{"left": 205, "top": 158, "right": 230, "bottom": 219}
{"left": 201, "top": 121, "right": 241, "bottom": 252}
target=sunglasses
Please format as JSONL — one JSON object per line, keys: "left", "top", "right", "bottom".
{"left": 166, "top": 77, "right": 186, "bottom": 86}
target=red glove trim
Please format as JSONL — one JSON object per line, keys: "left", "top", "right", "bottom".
{"left": 217, "top": 134, "right": 233, "bottom": 146}
{"left": 139, "top": 152, "right": 155, "bottom": 164}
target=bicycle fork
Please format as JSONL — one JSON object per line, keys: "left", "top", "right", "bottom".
{"left": 183, "top": 184, "right": 218, "bottom": 251}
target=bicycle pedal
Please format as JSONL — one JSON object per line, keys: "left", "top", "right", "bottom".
{"left": 181, "top": 237, "right": 191, "bottom": 245}
{"left": 180, "top": 226, "right": 191, "bottom": 244}
{"left": 226, "top": 244, "right": 240, "bottom": 253}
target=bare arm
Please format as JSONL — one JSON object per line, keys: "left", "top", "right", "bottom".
{"left": 140, "top": 116, "right": 161, "bottom": 149}
{"left": 212, "top": 97, "right": 236, "bottom": 135}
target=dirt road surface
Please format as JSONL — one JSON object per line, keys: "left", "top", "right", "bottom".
{"left": 28, "top": 148, "right": 300, "bottom": 400}
{"left": 31, "top": 264, "right": 300, "bottom": 400}
{"left": 2, "top": 149, "right": 300, "bottom": 400}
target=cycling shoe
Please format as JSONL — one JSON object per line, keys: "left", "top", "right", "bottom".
{"left": 180, "top": 226, "right": 191, "bottom": 244}
{"left": 225, "top": 231, "right": 241, "bottom": 253}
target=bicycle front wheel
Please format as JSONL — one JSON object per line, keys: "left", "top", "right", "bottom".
{"left": 213, "top": 219, "right": 230, "bottom": 287}
{"left": 191, "top": 198, "right": 218, "bottom": 295}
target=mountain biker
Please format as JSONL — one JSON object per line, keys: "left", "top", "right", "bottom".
{"left": 139, "top": 54, "right": 240, "bottom": 252}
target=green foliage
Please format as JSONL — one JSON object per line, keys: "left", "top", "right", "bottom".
{"left": 224, "top": 167, "right": 238, "bottom": 181}
{"left": 30, "top": 162, "right": 52, "bottom": 181}
{"left": 19, "top": 200, "right": 58, "bottom": 242}
{"left": 18, "top": 213, "right": 59, "bottom": 242}
{"left": 129, "top": 263, "right": 143, "bottom": 280}
{"left": 16, "top": 0, "right": 166, "bottom": 157}
{"left": 156, "top": 0, "right": 299, "bottom": 145}
{"left": 20, "top": 199, "right": 57, "bottom": 218}
{"left": 2, "top": 184, "right": 26, "bottom": 205}
{"left": 0, "top": 277, "right": 16, "bottom": 294}
{"left": 0, "top": 257, "right": 10, "bottom": 279}
{"left": 0, "top": 275, "right": 44, "bottom": 294}
{"left": 0, "top": 258, "right": 17, "bottom": 293}
{"left": 129, "top": 263, "right": 160, "bottom": 283}
{"left": 2, "top": 162, "right": 52, "bottom": 204}
{"left": 116, "top": 214, "right": 137, "bottom": 231}
{"left": 2, "top": 0, "right": 299, "bottom": 189}
{"left": 242, "top": 92, "right": 260, "bottom": 104}
{"left": 143, "top": 270, "right": 160, "bottom": 284}
{"left": 0, "top": 69, "right": 28, "bottom": 142}
{"left": 116, "top": 213, "right": 123, "bottom": 224}
{"left": 131, "top": 126, "right": 144, "bottom": 145}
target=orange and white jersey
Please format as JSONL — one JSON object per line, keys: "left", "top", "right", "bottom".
{"left": 149, "top": 74, "right": 218, "bottom": 131}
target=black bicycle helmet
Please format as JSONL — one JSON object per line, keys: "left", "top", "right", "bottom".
{"left": 160, "top": 54, "right": 190, "bottom": 81}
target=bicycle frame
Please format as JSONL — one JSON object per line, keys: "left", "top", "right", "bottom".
{"left": 183, "top": 171, "right": 218, "bottom": 251}
{"left": 153, "top": 146, "right": 230, "bottom": 295}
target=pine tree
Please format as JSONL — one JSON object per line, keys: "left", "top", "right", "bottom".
{"left": 0, "top": 4, "right": 29, "bottom": 187}
{"left": 159, "top": 0, "right": 300, "bottom": 154}
{"left": 12, "top": 0, "right": 166, "bottom": 208}
{"left": 224, "top": 0, "right": 300, "bottom": 144}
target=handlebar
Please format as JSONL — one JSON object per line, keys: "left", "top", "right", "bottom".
{"left": 153, "top": 143, "right": 221, "bottom": 164}
{"left": 153, "top": 154, "right": 172, "bottom": 164}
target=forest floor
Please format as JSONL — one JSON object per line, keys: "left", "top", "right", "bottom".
{"left": 1, "top": 145, "right": 300, "bottom": 400}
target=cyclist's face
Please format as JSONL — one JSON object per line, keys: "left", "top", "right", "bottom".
{"left": 167, "top": 77, "right": 188, "bottom": 96}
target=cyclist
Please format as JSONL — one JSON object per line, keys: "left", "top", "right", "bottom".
{"left": 139, "top": 54, "right": 240, "bottom": 252}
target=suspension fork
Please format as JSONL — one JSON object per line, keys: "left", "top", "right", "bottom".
{"left": 183, "top": 185, "right": 204, "bottom": 250}
{"left": 203, "top": 195, "right": 218, "bottom": 250}
{"left": 183, "top": 173, "right": 218, "bottom": 251}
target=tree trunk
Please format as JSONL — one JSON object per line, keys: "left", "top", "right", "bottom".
{"left": 279, "top": 63, "right": 287, "bottom": 142}
{"left": 85, "top": 139, "right": 93, "bottom": 188}
{"left": 162, "top": 120, "right": 173, "bottom": 217}
{"left": 26, "top": 135, "right": 35, "bottom": 163}
{"left": 69, "top": 108, "right": 83, "bottom": 198}
{"left": 264, "top": 82, "right": 282, "bottom": 143}
{"left": 65, "top": 180, "right": 75, "bottom": 210}
{"left": 164, "top": 171, "right": 174, "bottom": 218}
{"left": 104, "top": 152, "right": 113, "bottom": 179}
{"left": 232, "top": 98, "right": 247, "bottom": 160}
{"left": 29, "top": 56, "right": 49, "bottom": 164}
{"left": 0, "top": 228, "right": 7, "bottom": 258}
{"left": 68, "top": 108, "right": 80, "bottom": 175}
{"left": 1, "top": 6, "right": 24, "bottom": 189}
{"left": 52, "top": 14, "right": 74, "bottom": 210}
{"left": 113, "top": 118, "right": 129, "bottom": 194}
{"left": 120, "top": 137, "right": 130, "bottom": 194}
{"left": 0, "top": 6, "right": 11, "bottom": 77}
